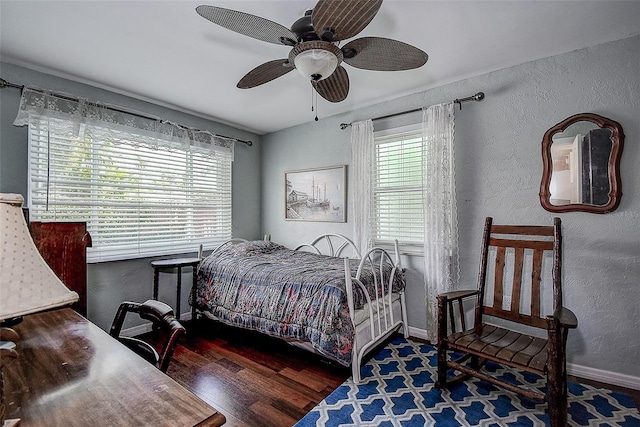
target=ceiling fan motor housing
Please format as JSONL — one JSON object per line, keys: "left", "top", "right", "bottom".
{"left": 291, "top": 10, "right": 316, "bottom": 41}
{"left": 290, "top": 9, "right": 335, "bottom": 42}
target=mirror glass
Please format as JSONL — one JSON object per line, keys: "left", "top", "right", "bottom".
{"left": 549, "top": 122, "right": 611, "bottom": 206}
{"left": 540, "top": 113, "right": 624, "bottom": 213}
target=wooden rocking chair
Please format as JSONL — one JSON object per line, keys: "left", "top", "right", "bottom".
{"left": 435, "top": 217, "right": 577, "bottom": 427}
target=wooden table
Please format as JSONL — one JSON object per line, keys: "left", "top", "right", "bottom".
{"left": 151, "top": 257, "right": 201, "bottom": 319}
{"left": 3, "top": 308, "right": 225, "bottom": 426}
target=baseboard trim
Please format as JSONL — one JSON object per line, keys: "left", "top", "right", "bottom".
{"left": 120, "top": 312, "right": 192, "bottom": 338}
{"left": 120, "top": 322, "right": 152, "bottom": 338}
{"left": 567, "top": 363, "right": 640, "bottom": 391}
{"left": 407, "top": 326, "right": 430, "bottom": 341}
{"left": 406, "top": 327, "right": 640, "bottom": 391}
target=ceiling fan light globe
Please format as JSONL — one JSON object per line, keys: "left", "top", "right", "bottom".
{"left": 294, "top": 49, "right": 338, "bottom": 81}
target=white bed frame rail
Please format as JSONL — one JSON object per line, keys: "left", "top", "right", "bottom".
{"left": 344, "top": 240, "right": 408, "bottom": 383}
{"left": 294, "top": 233, "right": 361, "bottom": 258}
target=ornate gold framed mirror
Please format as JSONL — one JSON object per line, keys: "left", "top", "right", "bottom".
{"left": 539, "top": 113, "right": 624, "bottom": 213}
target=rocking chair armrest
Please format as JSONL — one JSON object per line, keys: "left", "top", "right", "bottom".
{"left": 438, "top": 289, "right": 479, "bottom": 302}
{"left": 437, "top": 290, "right": 479, "bottom": 339}
{"left": 551, "top": 306, "right": 578, "bottom": 329}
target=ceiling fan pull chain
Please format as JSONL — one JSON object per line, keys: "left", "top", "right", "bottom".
{"left": 314, "top": 89, "right": 318, "bottom": 122}
{"left": 311, "top": 86, "right": 318, "bottom": 121}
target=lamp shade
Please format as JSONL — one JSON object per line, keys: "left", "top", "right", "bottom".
{"left": 0, "top": 194, "right": 78, "bottom": 321}
{"left": 294, "top": 49, "right": 339, "bottom": 81}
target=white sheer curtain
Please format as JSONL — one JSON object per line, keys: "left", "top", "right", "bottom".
{"left": 350, "top": 119, "right": 374, "bottom": 252}
{"left": 13, "top": 87, "right": 235, "bottom": 159}
{"left": 423, "top": 102, "right": 459, "bottom": 341}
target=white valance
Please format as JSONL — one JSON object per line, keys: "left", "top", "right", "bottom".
{"left": 13, "top": 87, "right": 234, "bottom": 160}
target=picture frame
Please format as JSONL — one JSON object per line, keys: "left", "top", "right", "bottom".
{"left": 285, "top": 165, "right": 346, "bottom": 222}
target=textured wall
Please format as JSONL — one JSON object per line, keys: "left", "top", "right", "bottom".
{"left": 0, "top": 62, "right": 263, "bottom": 330}
{"left": 261, "top": 36, "right": 639, "bottom": 379}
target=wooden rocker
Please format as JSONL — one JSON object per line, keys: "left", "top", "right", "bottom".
{"left": 435, "top": 217, "right": 577, "bottom": 427}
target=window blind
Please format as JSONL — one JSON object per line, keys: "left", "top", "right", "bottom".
{"left": 28, "top": 117, "right": 232, "bottom": 263}
{"left": 372, "top": 124, "right": 424, "bottom": 250}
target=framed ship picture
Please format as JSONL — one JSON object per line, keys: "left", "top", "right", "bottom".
{"left": 285, "top": 165, "right": 346, "bottom": 222}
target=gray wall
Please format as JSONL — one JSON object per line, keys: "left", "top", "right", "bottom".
{"left": 261, "top": 36, "right": 640, "bottom": 379}
{"left": 0, "top": 62, "right": 263, "bottom": 330}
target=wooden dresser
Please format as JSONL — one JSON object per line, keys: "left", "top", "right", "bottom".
{"left": 29, "top": 222, "right": 91, "bottom": 316}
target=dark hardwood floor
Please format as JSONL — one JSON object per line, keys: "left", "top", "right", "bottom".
{"left": 161, "top": 319, "right": 350, "bottom": 427}
{"left": 152, "top": 320, "right": 640, "bottom": 427}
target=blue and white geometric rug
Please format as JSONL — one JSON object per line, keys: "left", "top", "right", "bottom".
{"left": 296, "top": 337, "right": 640, "bottom": 427}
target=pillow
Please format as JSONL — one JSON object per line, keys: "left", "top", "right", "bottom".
{"left": 227, "top": 240, "right": 284, "bottom": 256}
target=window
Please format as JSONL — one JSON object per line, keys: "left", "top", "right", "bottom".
{"left": 372, "top": 123, "right": 424, "bottom": 252}
{"left": 27, "top": 117, "right": 232, "bottom": 263}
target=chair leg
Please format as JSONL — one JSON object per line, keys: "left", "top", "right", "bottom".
{"left": 470, "top": 354, "right": 480, "bottom": 369}
{"left": 547, "top": 372, "right": 567, "bottom": 426}
{"left": 435, "top": 295, "right": 448, "bottom": 388}
{"left": 546, "top": 322, "right": 568, "bottom": 427}
{"left": 436, "top": 344, "right": 447, "bottom": 388}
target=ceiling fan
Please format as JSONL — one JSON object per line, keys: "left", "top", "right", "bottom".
{"left": 196, "top": 0, "right": 428, "bottom": 103}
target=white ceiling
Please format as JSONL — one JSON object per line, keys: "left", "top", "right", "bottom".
{"left": 1, "top": 1, "right": 638, "bottom": 135}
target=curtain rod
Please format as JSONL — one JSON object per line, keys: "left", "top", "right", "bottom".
{"left": 339, "top": 91, "right": 485, "bottom": 130}
{"left": 0, "top": 78, "right": 253, "bottom": 147}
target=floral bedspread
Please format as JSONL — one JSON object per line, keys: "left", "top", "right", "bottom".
{"left": 192, "top": 240, "right": 404, "bottom": 366}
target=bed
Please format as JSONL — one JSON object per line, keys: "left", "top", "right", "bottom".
{"left": 190, "top": 234, "right": 408, "bottom": 383}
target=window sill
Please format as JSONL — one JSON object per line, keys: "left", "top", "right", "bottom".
{"left": 373, "top": 242, "right": 424, "bottom": 257}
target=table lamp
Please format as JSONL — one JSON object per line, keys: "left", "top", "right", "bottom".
{"left": 0, "top": 193, "right": 78, "bottom": 321}
{"left": 0, "top": 193, "right": 79, "bottom": 427}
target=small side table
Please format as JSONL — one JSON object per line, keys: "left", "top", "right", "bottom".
{"left": 150, "top": 257, "right": 200, "bottom": 319}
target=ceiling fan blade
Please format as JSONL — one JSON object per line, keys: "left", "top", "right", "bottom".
{"left": 196, "top": 5, "right": 297, "bottom": 46}
{"left": 311, "top": 0, "right": 382, "bottom": 42}
{"left": 342, "top": 37, "right": 428, "bottom": 71}
{"left": 237, "top": 60, "right": 294, "bottom": 89}
{"left": 312, "top": 66, "right": 349, "bottom": 102}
